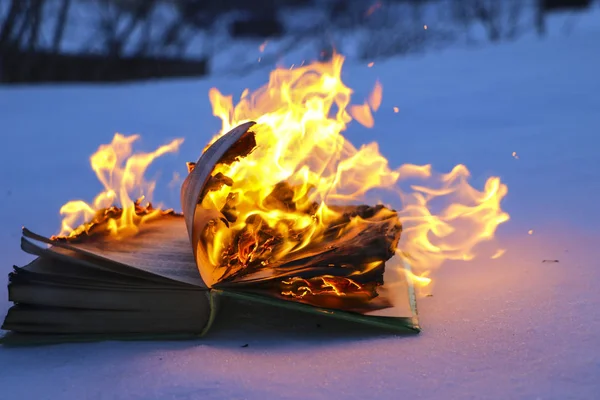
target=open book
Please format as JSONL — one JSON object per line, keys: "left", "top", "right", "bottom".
{"left": 1, "top": 122, "right": 419, "bottom": 345}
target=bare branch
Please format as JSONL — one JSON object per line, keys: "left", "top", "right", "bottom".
{"left": 52, "top": 0, "right": 72, "bottom": 53}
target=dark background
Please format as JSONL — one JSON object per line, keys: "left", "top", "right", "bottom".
{"left": 0, "top": 0, "right": 596, "bottom": 84}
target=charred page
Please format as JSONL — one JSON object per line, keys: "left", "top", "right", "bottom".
{"left": 182, "top": 122, "right": 419, "bottom": 328}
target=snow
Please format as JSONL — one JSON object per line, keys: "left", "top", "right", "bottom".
{"left": 1, "top": 9, "right": 600, "bottom": 400}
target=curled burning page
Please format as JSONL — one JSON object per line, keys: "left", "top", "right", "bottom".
{"left": 180, "top": 121, "right": 257, "bottom": 287}
{"left": 181, "top": 122, "right": 418, "bottom": 325}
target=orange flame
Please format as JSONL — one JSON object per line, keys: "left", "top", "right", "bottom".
{"left": 205, "top": 53, "right": 509, "bottom": 282}
{"left": 57, "top": 133, "right": 184, "bottom": 239}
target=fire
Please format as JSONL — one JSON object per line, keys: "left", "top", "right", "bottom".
{"left": 277, "top": 275, "right": 383, "bottom": 311}
{"left": 55, "top": 133, "right": 184, "bottom": 239}
{"left": 281, "top": 275, "right": 373, "bottom": 297}
{"left": 281, "top": 276, "right": 376, "bottom": 299}
{"left": 205, "top": 53, "right": 509, "bottom": 284}
{"left": 403, "top": 269, "right": 432, "bottom": 287}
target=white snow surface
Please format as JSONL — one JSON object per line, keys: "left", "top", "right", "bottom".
{"left": 1, "top": 11, "right": 600, "bottom": 400}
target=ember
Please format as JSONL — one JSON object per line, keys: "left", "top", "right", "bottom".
{"left": 281, "top": 276, "right": 377, "bottom": 299}
{"left": 52, "top": 198, "right": 178, "bottom": 242}
{"left": 278, "top": 275, "right": 381, "bottom": 310}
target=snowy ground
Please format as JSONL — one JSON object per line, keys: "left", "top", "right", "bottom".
{"left": 1, "top": 9, "right": 600, "bottom": 400}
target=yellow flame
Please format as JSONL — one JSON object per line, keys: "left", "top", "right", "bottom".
{"left": 404, "top": 269, "right": 432, "bottom": 287}
{"left": 57, "top": 133, "right": 184, "bottom": 239}
{"left": 491, "top": 248, "right": 506, "bottom": 259}
{"left": 205, "top": 53, "right": 509, "bottom": 280}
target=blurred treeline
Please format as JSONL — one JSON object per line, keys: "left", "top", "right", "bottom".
{"left": 0, "top": 0, "right": 595, "bottom": 84}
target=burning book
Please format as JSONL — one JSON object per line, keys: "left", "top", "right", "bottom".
{"left": 0, "top": 123, "right": 419, "bottom": 343}
{"left": 0, "top": 54, "right": 508, "bottom": 345}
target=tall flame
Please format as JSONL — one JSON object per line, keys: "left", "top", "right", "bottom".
{"left": 57, "top": 133, "right": 184, "bottom": 239}
{"left": 206, "top": 53, "right": 509, "bottom": 284}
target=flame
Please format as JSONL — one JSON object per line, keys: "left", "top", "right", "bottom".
{"left": 55, "top": 133, "right": 184, "bottom": 239}
{"left": 491, "top": 248, "right": 506, "bottom": 259}
{"left": 204, "top": 53, "right": 509, "bottom": 282}
{"left": 403, "top": 269, "right": 432, "bottom": 287}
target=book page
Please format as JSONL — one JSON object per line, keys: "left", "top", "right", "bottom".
{"left": 180, "top": 121, "right": 255, "bottom": 287}
{"left": 363, "top": 258, "right": 417, "bottom": 319}
{"left": 21, "top": 236, "right": 162, "bottom": 282}
{"left": 15, "top": 255, "right": 168, "bottom": 289}
{"left": 23, "top": 217, "right": 204, "bottom": 287}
